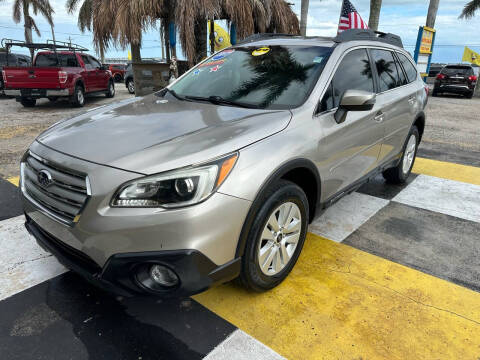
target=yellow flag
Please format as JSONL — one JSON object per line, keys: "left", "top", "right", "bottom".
{"left": 208, "top": 21, "right": 231, "bottom": 51}
{"left": 462, "top": 47, "right": 480, "bottom": 66}
{"left": 127, "top": 50, "right": 132, "bottom": 61}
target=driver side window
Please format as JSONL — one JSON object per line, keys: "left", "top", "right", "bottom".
{"left": 319, "top": 49, "right": 374, "bottom": 113}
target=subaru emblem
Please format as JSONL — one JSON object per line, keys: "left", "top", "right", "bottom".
{"left": 37, "top": 170, "right": 53, "bottom": 188}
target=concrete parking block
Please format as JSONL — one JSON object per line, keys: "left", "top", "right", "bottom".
{"left": 393, "top": 174, "right": 480, "bottom": 223}
{"left": 309, "top": 192, "right": 389, "bottom": 242}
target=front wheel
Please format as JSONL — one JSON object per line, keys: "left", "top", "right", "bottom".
{"left": 106, "top": 81, "right": 115, "bottom": 98}
{"left": 20, "top": 98, "right": 36, "bottom": 107}
{"left": 126, "top": 78, "right": 135, "bottom": 94}
{"left": 239, "top": 180, "right": 308, "bottom": 292}
{"left": 383, "top": 126, "right": 419, "bottom": 184}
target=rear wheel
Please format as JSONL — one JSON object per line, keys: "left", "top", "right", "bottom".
{"left": 432, "top": 87, "right": 439, "bottom": 97}
{"left": 239, "top": 180, "right": 308, "bottom": 292}
{"left": 71, "top": 85, "right": 85, "bottom": 107}
{"left": 47, "top": 96, "right": 58, "bottom": 102}
{"left": 20, "top": 97, "right": 36, "bottom": 107}
{"left": 466, "top": 91, "right": 474, "bottom": 99}
{"left": 126, "top": 78, "right": 135, "bottom": 94}
{"left": 383, "top": 126, "right": 419, "bottom": 184}
{"left": 106, "top": 80, "right": 115, "bottom": 98}
{"left": 114, "top": 73, "right": 122, "bottom": 82}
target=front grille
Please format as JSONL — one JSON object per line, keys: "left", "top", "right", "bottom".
{"left": 22, "top": 152, "right": 89, "bottom": 224}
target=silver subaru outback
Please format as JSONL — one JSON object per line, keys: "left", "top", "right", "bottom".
{"left": 21, "top": 29, "right": 427, "bottom": 297}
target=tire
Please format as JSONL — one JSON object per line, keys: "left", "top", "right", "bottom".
{"left": 239, "top": 180, "right": 309, "bottom": 292}
{"left": 20, "top": 98, "right": 36, "bottom": 107}
{"left": 47, "top": 96, "right": 58, "bottom": 102}
{"left": 466, "top": 91, "right": 474, "bottom": 99}
{"left": 70, "top": 84, "right": 85, "bottom": 107}
{"left": 114, "top": 73, "right": 122, "bottom": 82}
{"left": 432, "top": 89, "right": 439, "bottom": 97}
{"left": 126, "top": 78, "right": 135, "bottom": 94}
{"left": 383, "top": 126, "right": 419, "bottom": 184}
{"left": 105, "top": 80, "right": 115, "bottom": 98}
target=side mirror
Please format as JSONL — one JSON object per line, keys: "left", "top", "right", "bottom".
{"left": 334, "top": 90, "right": 376, "bottom": 124}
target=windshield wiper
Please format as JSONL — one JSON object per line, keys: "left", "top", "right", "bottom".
{"left": 184, "top": 95, "right": 260, "bottom": 109}
{"left": 156, "top": 88, "right": 186, "bottom": 101}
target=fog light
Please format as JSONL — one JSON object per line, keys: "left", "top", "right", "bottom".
{"left": 150, "top": 265, "right": 178, "bottom": 287}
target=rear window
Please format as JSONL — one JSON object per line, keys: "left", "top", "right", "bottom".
{"left": 441, "top": 66, "right": 473, "bottom": 76}
{"left": 35, "top": 53, "right": 79, "bottom": 67}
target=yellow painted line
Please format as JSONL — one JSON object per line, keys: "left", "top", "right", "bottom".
{"left": 195, "top": 233, "right": 480, "bottom": 360}
{"left": 413, "top": 157, "right": 480, "bottom": 186}
{"left": 7, "top": 176, "right": 19, "bottom": 187}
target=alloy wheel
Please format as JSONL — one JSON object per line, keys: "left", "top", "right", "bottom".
{"left": 402, "top": 134, "right": 417, "bottom": 174}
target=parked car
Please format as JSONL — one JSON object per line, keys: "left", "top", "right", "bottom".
{"left": 124, "top": 63, "right": 134, "bottom": 94}
{"left": 21, "top": 29, "right": 427, "bottom": 297}
{"left": 108, "top": 63, "right": 126, "bottom": 82}
{"left": 0, "top": 52, "right": 31, "bottom": 94}
{"left": 3, "top": 51, "right": 115, "bottom": 107}
{"left": 428, "top": 63, "right": 444, "bottom": 78}
{"left": 433, "top": 64, "right": 477, "bottom": 98}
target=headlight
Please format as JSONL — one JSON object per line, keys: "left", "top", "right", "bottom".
{"left": 111, "top": 153, "right": 238, "bottom": 208}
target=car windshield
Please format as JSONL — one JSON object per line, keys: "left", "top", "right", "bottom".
{"left": 442, "top": 66, "right": 473, "bottom": 76}
{"left": 35, "top": 53, "right": 79, "bottom": 67}
{"left": 169, "top": 45, "right": 333, "bottom": 109}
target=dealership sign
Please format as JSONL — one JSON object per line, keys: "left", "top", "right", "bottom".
{"left": 414, "top": 26, "right": 436, "bottom": 79}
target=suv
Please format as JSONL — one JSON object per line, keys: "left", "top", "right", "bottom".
{"left": 433, "top": 64, "right": 477, "bottom": 98}
{"left": 21, "top": 29, "right": 427, "bottom": 297}
{"left": 108, "top": 63, "right": 126, "bottom": 82}
{"left": 0, "top": 52, "right": 31, "bottom": 94}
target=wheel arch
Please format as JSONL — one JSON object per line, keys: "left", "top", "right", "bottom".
{"left": 413, "top": 111, "right": 425, "bottom": 142}
{"left": 234, "top": 158, "right": 321, "bottom": 259}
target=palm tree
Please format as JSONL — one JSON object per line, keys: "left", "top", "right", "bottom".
{"left": 12, "top": 0, "right": 55, "bottom": 58}
{"left": 368, "top": 0, "right": 382, "bottom": 30}
{"left": 460, "top": 0, "right": 480, "bottom": 18}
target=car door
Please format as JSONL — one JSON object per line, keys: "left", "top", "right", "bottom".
{"left": 89, "top": 56, "right": 108, "bottom": 91}
{"left": 370, "top": 49, "right": 414, "bottom": 165}
{"left": 315, "top": 48, "right": 384, "bottom": 201}
{"left": 80, "top": 55, "right": 96, "bottom": 92}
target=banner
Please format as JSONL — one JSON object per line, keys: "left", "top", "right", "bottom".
{"left": 462, "top": 47, "right": 480, "bottom": 66}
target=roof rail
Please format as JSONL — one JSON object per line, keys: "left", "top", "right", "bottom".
{"left": 236, "top": 33, "right": 299, "bottom": 45}
{"left": 1, "top": 38, "right": 88, "bottom": 52}
{"left": 333, "top": 29, "right": 403, "bottom": 48}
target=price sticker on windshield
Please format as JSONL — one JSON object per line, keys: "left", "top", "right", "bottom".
{"left": 252, "top": 47, "right": 270, "bottom": 56}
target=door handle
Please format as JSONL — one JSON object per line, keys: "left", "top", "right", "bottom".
{"left": 374, "top": 112, "right": 385, "bottom": 122}
{"left": 408, "top": 95, "right": 416, "bottom": 104}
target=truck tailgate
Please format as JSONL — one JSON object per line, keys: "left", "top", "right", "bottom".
{"left": 3, "top": 67, "right": 62, "bottom": 89}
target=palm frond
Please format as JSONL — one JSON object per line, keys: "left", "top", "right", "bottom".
{"left": 12, "top": 0, "right": 22, "bottom": 23}
{"left": 29, "top": 16, "right": 41, "bottom": 36}
{"left": 459, "top": 0, "right": 480, "bottom": 19}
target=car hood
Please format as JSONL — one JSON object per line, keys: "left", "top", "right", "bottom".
{"left": 37, "top": 94, "right": 291, "bottom": 174}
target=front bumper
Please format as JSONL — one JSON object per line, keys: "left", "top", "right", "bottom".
{"left": 5, "top": 88, "right": 70, "bottom": 98}
{"left": 26, "top": 215, "right": 241, "bottom": 297}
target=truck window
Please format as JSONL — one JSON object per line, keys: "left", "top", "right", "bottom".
{"left": 89, "top": 56, "right": 102, "bottom": 69}
{"left": 35, "top": 53, "right": 79, "bottom": 67}
{"left": 81, "top": 55, "right": 93, "bottom": 69}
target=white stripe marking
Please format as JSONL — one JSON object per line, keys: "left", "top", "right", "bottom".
{"left": 393, "top": 174, "right": 480, "bottom": 223}
{"left": 0, "top": 215, "right": 66, "bottom": 301}
{"left": 309, "top": 192, "right": 389, "bottom": 242}
{"left": 204, "top": 329, "right": 285, "bottom": 360}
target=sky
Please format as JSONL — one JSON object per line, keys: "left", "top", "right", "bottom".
{"left": 0, "top": 0, "right": 479, "bottom": 64}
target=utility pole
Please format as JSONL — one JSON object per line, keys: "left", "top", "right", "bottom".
{"left": 300, "top": 0, "right": 309, "bottom": 36}
{"left": 426, "top": 0, "right": 440, "bottom": 28}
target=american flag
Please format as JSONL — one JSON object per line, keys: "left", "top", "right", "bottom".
{"left": 338, "top": 0, "right": 368, "bottom": 34}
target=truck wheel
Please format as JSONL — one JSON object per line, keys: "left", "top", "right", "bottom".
{"left": 71, "top": 85, "right": 85, "bottom": 107}
{"left": 239, "top": 180, "right": 308, "bottom": 292}
{"left": 383, "top": 126, "right": 419, "bottom": 184}
{"left": 20, "top": 98, "right": 36, "bottom": 107}
{"left": 126, "top": 79, "right": 135, "bottom": 94}
{"left": 106, "top": 81, "right": 115, "bottom": 98}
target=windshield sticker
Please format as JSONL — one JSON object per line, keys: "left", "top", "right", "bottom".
{"left": 193, "top": 68, "right": 202, "bottom": 76}
{"left": 252, "top": 47, "right": 270, "bottom": 56}
{"left": 212, "top": 49, "right": 235, "bottom": 61}
{"left": 199, "top": 59, "right": 225, "bottom": 68}
{"left": 209, "top": 65, "right": 222, "bottom": 72}
{"left": 313, "top": 56, "right": 324, "bottom": 64}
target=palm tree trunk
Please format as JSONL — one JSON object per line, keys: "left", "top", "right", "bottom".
{"left": 300, "top": 0, "right": 310, "bottom": 36}
{"left": 131, "top": 43, "right": 141, "bottom": 63}
{"left": 23, "top": 4, "right": 34, "bottom": 59}
{"left": 368, "top": 0, "right": 382, "bottom": 30}
{"left": 194, "top": 19, "right": 207, "bottom": 64}
{"left": 426, "top": 0, "right": 440, "bottom": 28}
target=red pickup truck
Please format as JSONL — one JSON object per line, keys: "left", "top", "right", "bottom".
{"left": 2, "top": 51, "right": 115, "bottom": 107}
